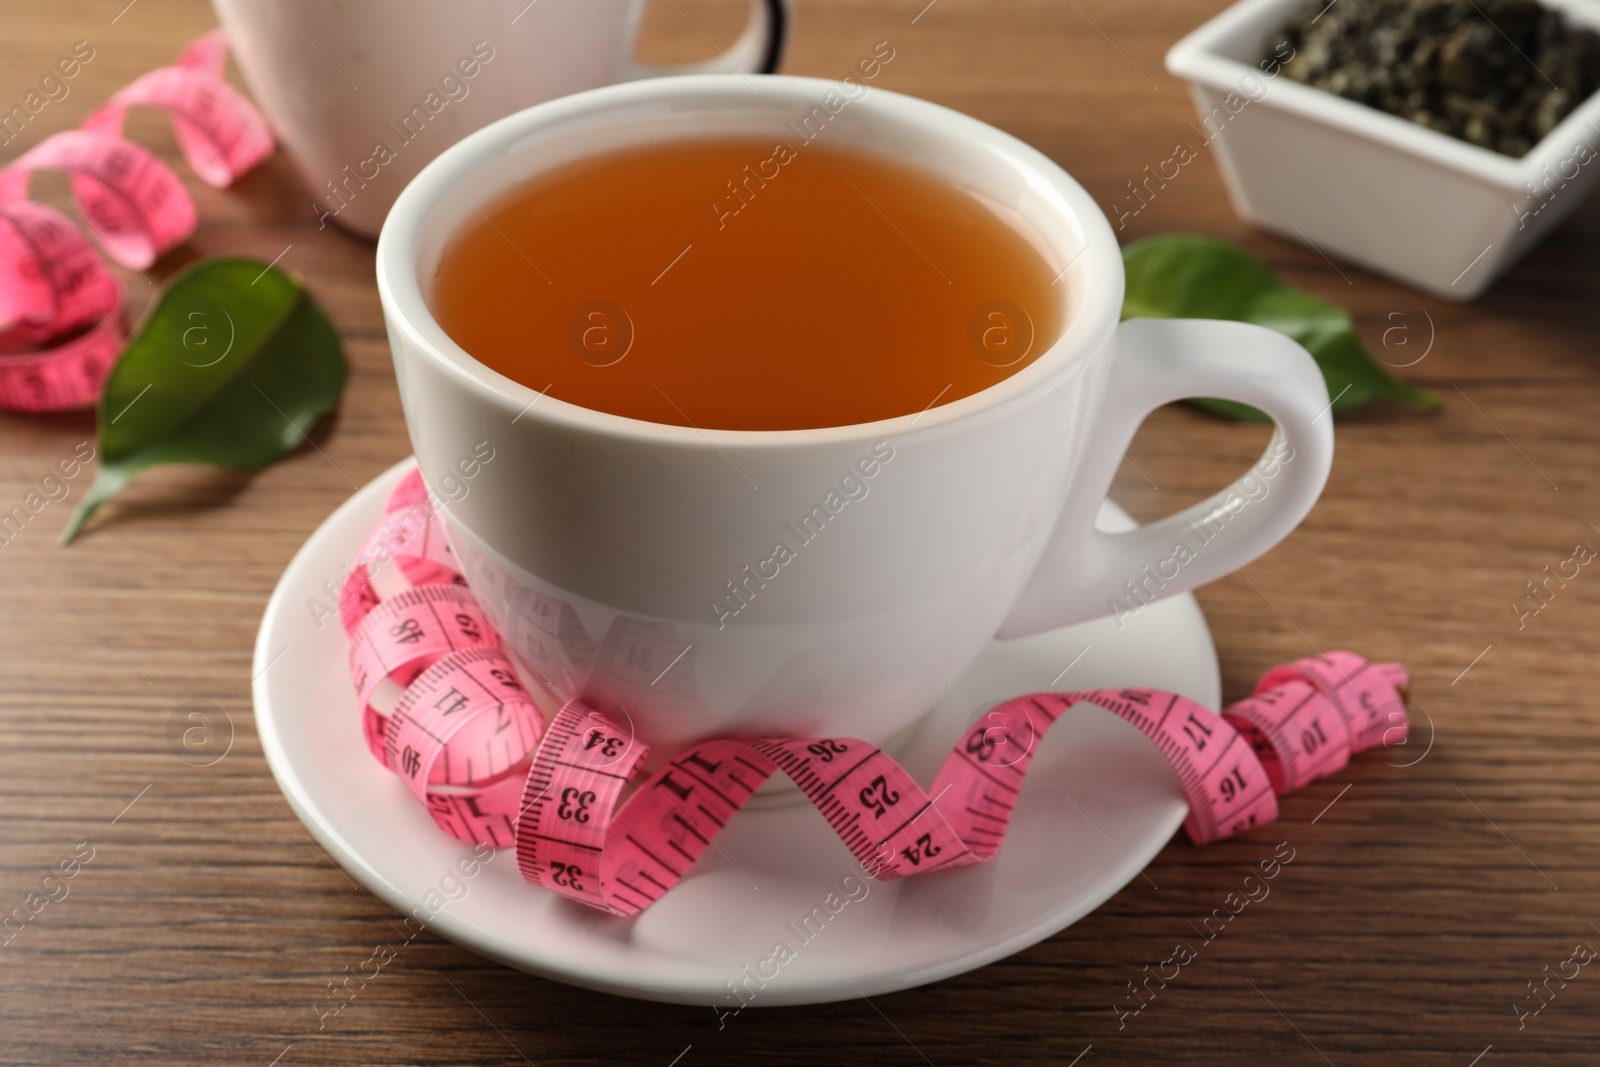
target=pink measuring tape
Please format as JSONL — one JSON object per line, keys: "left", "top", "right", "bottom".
{"left": 0, "top": 30, "right": 272, "bottom": 412}
{"left": 344, "top": 467, "right": 1411, "bottom": 916}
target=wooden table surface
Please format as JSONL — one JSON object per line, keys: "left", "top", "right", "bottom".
{"left": 4, "top": 1, "right": 1598, "bottom": 1063}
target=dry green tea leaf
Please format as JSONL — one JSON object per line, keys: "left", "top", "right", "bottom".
{"left": 1275, "top": 0, "right": 1600, "bottom": 157}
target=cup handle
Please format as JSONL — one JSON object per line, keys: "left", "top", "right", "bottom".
{"left": 996, "top": 317, "right": 1334, "bottom": 639}
{"left": 626, "top": 0, "right": 790, "bottom": 79}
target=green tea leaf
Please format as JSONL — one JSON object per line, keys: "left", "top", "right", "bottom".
{"left": 61, "top": 257, "right": 346, "bottom": 543}
{"left": 1121, "top": 234, "right": 1440, "bottom": 422}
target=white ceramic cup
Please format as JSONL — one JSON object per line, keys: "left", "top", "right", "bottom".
{"left": 376, "top": 75, "right": 1334, "bottom": 755}
{"left": 211, "top": 0, "right": 790, "bottom": 238}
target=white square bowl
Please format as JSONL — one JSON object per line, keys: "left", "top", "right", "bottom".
{"left": 1166, "top": 0, "right": 1600, "bottom": 300}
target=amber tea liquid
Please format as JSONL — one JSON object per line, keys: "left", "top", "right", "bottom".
{"left": 430, "top": 137, "right": 1064, "bottom": 430}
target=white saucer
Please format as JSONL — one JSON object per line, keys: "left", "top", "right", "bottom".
{"left": 253, "top": 458, "right": 1219, "bottom": 1006}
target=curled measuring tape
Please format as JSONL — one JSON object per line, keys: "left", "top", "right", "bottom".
{"left": 0, "top": 199, "right": 124, "bottom": 412}
{"left": 0, "top": 29, "right": 273, "bottom": 412}
{"left": 344, "top": 466, "right": 1411, "bottom": 916}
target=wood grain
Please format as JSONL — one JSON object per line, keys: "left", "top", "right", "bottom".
{"left": 2, "top": 1, "right": 1598, "bottom": 1063}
